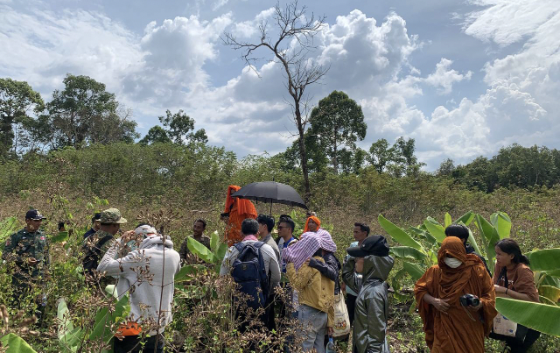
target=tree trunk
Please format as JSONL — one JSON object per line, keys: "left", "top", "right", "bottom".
{"left": 295, "top": 104, "right": 311, "bottom": 204}
{"left": 332, "top": 127, "right": 338, "bottom": 174}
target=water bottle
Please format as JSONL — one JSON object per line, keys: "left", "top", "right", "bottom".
{"left": 326, "top": 337, "right": 335, "bottom": 353}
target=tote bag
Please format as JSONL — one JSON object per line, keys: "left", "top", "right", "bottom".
{"left": 332, "top": 293, "right": 351, "bottom": 339}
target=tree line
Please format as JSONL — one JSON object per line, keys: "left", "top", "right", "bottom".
{"left": 3, "top": 74, "right": 560, "bottom": 196}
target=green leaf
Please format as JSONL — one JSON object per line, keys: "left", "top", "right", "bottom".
{"left": 390, "top": 246, "right": 428, "bottom": 261}
{"left": 402, "top": 261, "right": 425, "bottom": 282}
{"left": 495, "top": 298, "right": 560, "bottom": 336}
{"left": 526, "top": 249, "right": 560, "bottom": 272}
{"left": 409, "top": 227, "right": 437, "bottom": 246}
{"left": 57, "top": 298, "right": 74, "bottom": 339}
{"left": 490, "top": 212, "right": 511, "bottom": 239}
{"left": 423, "top": 218, "right": 446, "bottom": 243}
{"left": 175, "top": 265, "right": 198, "bottom": 282}
{"left": 210, "top": 230, "right": 219, "bottom": 252}
{"left": 51, "top": 231, "right": 69, "bottom": 243}
{"left": 538, "top": 285, "right": 560, "bottom": 303}
{"left": 475, "top": 214, "right": 500, "bottom": 264}
{"left": 466, "top": 228, "right": 482, "bottom": 258}
{"left": 539, "top": 296, "right": 557, "bottom": 305}
{"left": 60, "top": 327, "right": 84, "bottom": 353}
{"left": 0, "top": 217, "right": 19, "bottom": 243}
{"left": 216, "top": 243, "right": 228, "bottom": 263}
{"left": 1, "top": 334, "right": 36, "bottom": 353}
{"left": 187, "top": 237, "right": 216, "bottom": 263}
{"left": 105, "top": 284, "right": 119, "bottom": 299}
{"left": 444, "top": 213, "right": 452, "bottom": 228}
{"left": 378, "top": 215, "right": 424, "bottom": 252}
{"left": 454, "top": 211, "right": 475, "bottom": 226}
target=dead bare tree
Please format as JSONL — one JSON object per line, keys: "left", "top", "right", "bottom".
{"left": 223, "top": 0, "right": 328, "bottom": 203}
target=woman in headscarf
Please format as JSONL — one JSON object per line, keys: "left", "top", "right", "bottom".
{"left": 223, "top": 185, "right": 258, "bottom": 246}
{"left": 303, "top": 215, "right": 321, "bottom": 234}
{"left": 284, "top": 232, "right": 335, "bottom": 352}
{"left": 414, "top": 237, "right": 497, "bottom": 353}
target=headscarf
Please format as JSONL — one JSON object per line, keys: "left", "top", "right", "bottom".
{"left": 223, "top": 185, "right": 256, "bottom": 216}
{"left": 283, "top": 229, "right": 337, "bottom": 270}
{"left": 435, "top": 236, "right": 481, "bottom": 302}
{"left": 282, "top": 233, "right": 321, "bottom": 270}
{"left": 303, "top": 216, "right": 321, "bottom": 233}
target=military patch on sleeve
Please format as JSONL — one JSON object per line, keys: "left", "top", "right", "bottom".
{"left": 40, "top": 236, "right": 46, "bottom": 241}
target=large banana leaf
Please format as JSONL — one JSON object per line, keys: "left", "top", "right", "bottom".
{"left": 490, "top": 212, "right": 511, "bottom": 239}
{"left": 0, "top": 334, "right": 36, "bottom": 353}
{"left": 423, "top": 218, "right": 446, "bottom": 243}
{"left": 466, "top": 228, "right": 483, "bottom": 259}
{"left": 390, "top": 246, "right": 428, "bottom": 261}
{"left": 402, "top": 261, "right": 425, "bottom": 282}
{"left": 57, "top": 298, "right": 84, "bottom": 352}
{"left": 378, "top": 215, "right": 424, "bottom": 252}
{"left": 475, "top": 214, "right": 500, "bottom": 263}
{"left": 409, "top": 227, "right": 437, "bottom": 246}
{"left": 495, "top": 298, "right": 560, "bottom": 336}
{"left": 210, "top": 230, "right": 219, "bottom": 253}
{"left": 187, "top": 237, "right": 216, "bottom": 263}
{"left": 526, "top": 249, "right": 560, "bottom": 272}
{"left": 89, "top": 295, "right": 129, "bottom": 343}
{"left": 538, "top": 285, "right": 560, "bottom": 303}
{"left": 454, "top": 211, "right": 475, "bottom": 226}
{"left": 444, "top": 213, "right": 452, "bottom": 228}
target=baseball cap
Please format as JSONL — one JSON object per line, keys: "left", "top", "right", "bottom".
{"left": 134, "top": 225, "right": 158, "bottom": 237}
{"left": 25, "top": 209, "right": 46, "bottom": 220}
{"left": 99, "top": 208, "right": 127, "bottom": 224}
{"left": 347, "top": 235, "right": 390, "bottom": 257}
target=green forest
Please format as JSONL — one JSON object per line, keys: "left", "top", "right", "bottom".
{"left": 1, "top": 73, "right": 560, "bottom": 353}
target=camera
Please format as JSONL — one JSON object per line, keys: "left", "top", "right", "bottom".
{"left": 460, "top": 294, "right": 480, "bottom": 307}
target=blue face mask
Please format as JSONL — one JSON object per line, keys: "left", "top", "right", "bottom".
{"left": 127, "top": 239, "right": 138, "bottom": 252}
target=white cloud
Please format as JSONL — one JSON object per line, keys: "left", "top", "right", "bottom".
{"left": 424, "top": 58, "right": 472, "bottom": 95}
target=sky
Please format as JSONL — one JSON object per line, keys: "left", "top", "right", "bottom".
{"left": 1, "top": 0, "right": 559, "bottom": 170}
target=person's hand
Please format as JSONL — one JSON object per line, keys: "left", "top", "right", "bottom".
{"left": 432, "top": 298, "right": 450, "bottom": 313}
{"left": 494, "top": 284, "right": 507, "bottom": 294}
{"left": 27, "top": 257, "right": 38, "bottom": 266}
{"left": 327, "top": 327, "right": 334, "bottom": 336}
{"left": 121, "top": 230, "right": 135, "bottom": 244}
{"left": 341, "top": 282, "right": 346, "bottom": 293}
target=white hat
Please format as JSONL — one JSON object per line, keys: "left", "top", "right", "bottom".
{"left": 134, "top": 225, "right": 158, "bottom": 237}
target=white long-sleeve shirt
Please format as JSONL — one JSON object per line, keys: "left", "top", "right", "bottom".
{"left": 97, "top": 236, "right": 180, "bottom": 334}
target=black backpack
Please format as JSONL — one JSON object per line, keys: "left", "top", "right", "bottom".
{"left": 231, "top": 242, "right": 269, "bottom": 309}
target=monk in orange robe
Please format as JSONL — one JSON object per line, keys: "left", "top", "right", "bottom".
{"left": 223, "top": 185, "right": 258, "bottom": 247}
{"left": 414, "top": 237, "right": 497, "bottom": 353}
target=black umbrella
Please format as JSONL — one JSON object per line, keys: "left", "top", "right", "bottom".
{"left": 231, "top": 181, "right": 308, "bottom": 213}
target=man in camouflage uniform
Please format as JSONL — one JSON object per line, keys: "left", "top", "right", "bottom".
{"left": 2, "top": 210, "right": 50, "bottom": 315}
{"left": 82, "top": 208, "right": 127, "bottom": 277}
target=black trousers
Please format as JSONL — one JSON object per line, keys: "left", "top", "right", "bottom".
{"left": 346, "top": 293, "right": 357, "bottom": 326}
{"left": 113, "top": 334, "right": 164, "bottom": 353}
{"left": 506, "top": 329, "right": 541, "bottom": 353}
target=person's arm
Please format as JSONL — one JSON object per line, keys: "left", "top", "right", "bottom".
{"left": 365, "top": 292, "right": 387, "bottom": 353}
{"left": 286, "top": 262, "right": 315, "bottom": 291}
{"left": 219, "top": 247, "right": 235, "bottom": 276}
{"left": 342, "top": 257, "right": 359, "bottom": 294}
{"left": 97, "top": 240, "right": 144, "bottom": 277}
{"left": 2, "top": 234, "right": 22, "bottom": 263}
{"left": 494, "top": 266, "right": 538, "bottom": 302}
{"left": 309, "top": 254, "right": 337, "bottom": 282}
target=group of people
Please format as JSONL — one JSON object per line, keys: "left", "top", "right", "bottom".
{"left": 1, "top": 203, "right": 543, "bottom": 353}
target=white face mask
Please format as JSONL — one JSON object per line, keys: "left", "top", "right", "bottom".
{"left": 444, "top": 257, "right": 462, "bottom": 268}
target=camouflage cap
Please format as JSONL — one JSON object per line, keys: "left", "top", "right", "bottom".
{"left": 100, "top": 208, "right": 127, "bottom": 224}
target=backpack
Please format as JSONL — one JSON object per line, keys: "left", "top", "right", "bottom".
{"left": 231, "top": 242, "right": 269, "bottom": 310}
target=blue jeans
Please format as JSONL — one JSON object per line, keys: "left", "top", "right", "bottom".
{"left": 298, "top": 304, "right": 328, "bottom": 353}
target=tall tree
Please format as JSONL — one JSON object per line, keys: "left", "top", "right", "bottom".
{"left": 0, "top": 78, "right": 44, "bottom": 157}
{"left": 223, "top": 1, "right": 328, "bottom": 203}
{"left": 308, "top": 91, "right": 366, "bottom": 174}
{"left": 139, "top": 125, "right": 172, "bottom": 145}
{"left": 368, "top": 138, "right": 395, "bottom": 173}
{"left": 46, "top": 74, "right": 138, "bottom": 149}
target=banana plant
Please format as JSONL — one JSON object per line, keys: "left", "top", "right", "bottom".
{"left": 473, "top": 211, "right": 511, "bottom": 272}
{"left": 0, "top": 333, "right": 36, "bottom": 353}
{"left": 496, "top": 297, "right": 560, "bottom": 336}
{"left": 378, "top": 211, "right": 476, "bottom": 298}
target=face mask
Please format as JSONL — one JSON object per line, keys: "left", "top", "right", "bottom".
{"left": 444, "top": 257, "right": 462, "bottom": 268}
{"left": 127, "top": 240, "right": 138, "bottom": 252}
